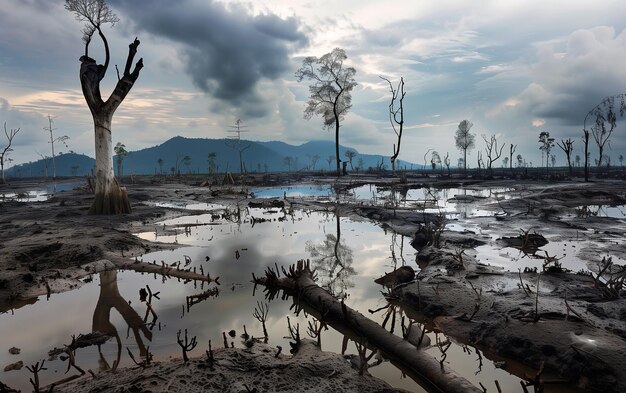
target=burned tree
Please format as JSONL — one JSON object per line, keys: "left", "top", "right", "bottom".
{"left": 583, "top": 129, "right": 590, "bottom": 181}
{"left": 296, "top": 48, "right": 357, "bottom": 177}
{"left": 66, "top": 0, "right": 143, "bottom": 214}
{"left": 538, "top": 131, "right": 555, "bottom": 173}
{"left": 0, "top": 122, "right": 19, "bottom": 184}
{"left": 585, "top": 95, "right": 626, "bottom": 168}
{"left": 482, "top": 134, "right": 504, "bottom": 176}
{"left": 557, "top": 138, "right": 574, "bottom": 176}
{"left": 380, "top": 76, "right": 406, "bottom": 176}
{"left": 455, "top": 120, "right": 475, "bottom": 173}
{"left": 509, "top": 143, "right": 516, "bottom": 171}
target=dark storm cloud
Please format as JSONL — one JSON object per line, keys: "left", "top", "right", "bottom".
{"left": 109, "top": 0, "right": 308, "bottom": 117}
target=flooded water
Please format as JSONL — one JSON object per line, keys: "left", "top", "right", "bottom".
{"left": 0, "top": 180, "right": 84, "bottom": 202}
{"left": 0, "top": 196, "right": 525, "bottom": 392}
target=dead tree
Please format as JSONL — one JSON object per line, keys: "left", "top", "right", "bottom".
{"left": 66, "top": 0, "right": 143, "bottom": 214}
{"left": 43, "top": 115, "right": 69, "bottom": 179}
{"left": 482, "top": 134, "right": 505, "bottom": 176}
{"left": 584, "top": 94, "right": 626, "bottom": 172}
{"left": 583, "top": 129, "right": 590, "bottom": 181}
{"left": 253, "top": 301, "right": 270, "bottom": 341}
{"left": 0, "top": 123, "right": 19, "bottom": 184}
{"left": 509, "top": 143, "right": 516, "bottom": 172}
{"left": 380, "top": 76, "right": 406, "bottom": 176}
{"left": 557, "top": 138, "right": 574, "bottom": 176}
{"left": 253, "top": 260, "right": 481, "bottom": 393}
{"left": 177, "top": 329, "right": 198, "bottom": 363}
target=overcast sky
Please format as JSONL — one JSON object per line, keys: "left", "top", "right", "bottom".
{"left": 2, "top": 0, "right": 626, "bottom": 167}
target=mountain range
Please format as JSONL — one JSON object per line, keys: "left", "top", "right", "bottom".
{"left": 6, "top": 136, "right": 421, "bottom": 178}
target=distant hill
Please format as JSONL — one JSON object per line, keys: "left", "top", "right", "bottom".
{"left": 5, "top": 137, "right": 421, "bottom": 178}
{"left": 6, "top": 153, "right": 95, "bottom": 178}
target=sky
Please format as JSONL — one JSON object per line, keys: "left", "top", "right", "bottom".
{"left": 2, "top": 0, "right": 626, "bottom": 168}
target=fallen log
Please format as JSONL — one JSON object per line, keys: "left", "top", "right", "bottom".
{"left": 253, "top": 260, "right": 481, "bottom": 393}
{"left": 116, "top": 260, "right": 220, "bottom": 285}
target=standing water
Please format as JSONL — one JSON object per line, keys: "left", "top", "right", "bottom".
{"left": 0, "top": 191, "right": 525, "bottom": 392}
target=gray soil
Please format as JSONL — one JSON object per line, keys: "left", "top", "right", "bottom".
{"left": 2, "top": 175, "right": 626, "bottom": 392}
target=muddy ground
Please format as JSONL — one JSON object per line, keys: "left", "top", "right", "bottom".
{"left": 1, "top": 174, "right": 626, "bottom": 392}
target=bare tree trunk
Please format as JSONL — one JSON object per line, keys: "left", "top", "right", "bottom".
{"left": 254, "top": 261, "right": 481, "bottom": 393}
{"left": 90, "top": 116, "right": 131, "bottom": 214}
{"left": 583, "top": 129, "right": 589, "bottom": 182}
{"left": 335, "top": 116, "right": 341, "bottom": 177}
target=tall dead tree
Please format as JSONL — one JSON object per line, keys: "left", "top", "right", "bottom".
{"left": 43, "top": 115, "right": 69, "bottom": 180}
{"left": 66, "top": 0, "right": 143, "bottom": 214}
{"left": 509, "top": 143, "right": 516, "bottom": 171}
{"left": 380, "top": 76, "right": 406, "bottom": 176}
{"left": 583, "top": 129, "right": 590, "bottom": 181}
{"left": 296, "top": 48, "right": 356, "bottom": 177}
{"left": 557, "top": 138, "right": 574, "bottom": 176}
{"left": 482, "top": 134, "right": 504, "bottom": 176}
{"left": 0, "top": 123, "right": 20, "bottom": 184}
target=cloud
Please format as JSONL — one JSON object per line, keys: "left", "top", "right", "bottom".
{"left": 109, "top": 0, "right": 308, "bottom": 117}
{"left": 494, "top": 26, "right": 626, "bottom": 126}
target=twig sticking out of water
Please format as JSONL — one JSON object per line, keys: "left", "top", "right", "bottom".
{"left": 518, "top": 269, "right": 532, "bottom": 297}
{"left": 534, "top": 274, "right": 541, "bottom": 322}
{"left": 253, "top": 301, "right": 269, "bottom": 342}
{"left": 176, "top": 329, "right": 197, "bottom": 363}
{"left": 435, "top": 334, "right": 451, "bottom": 370}
{"left": 286, "top": 316, "right": 301, "bottom": 354}
{"left": 354, "top": 340, "right": 377, "bottom": 376}
{"left": 126, "top": 346, "right": 152, "bottom": 369}
{"left": 26, "top": 360, "right": 48, "bottom": 393}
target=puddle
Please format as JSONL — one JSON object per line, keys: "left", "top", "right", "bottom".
{"left": 250, "top": 184, "right": 332, "bottom": 198}
{"left": 341, "top": 185, "right": 511, "bottom": 218}
{"left": 568, "top": 205, "right": 626, "bottom": 219}
{"left": 474, "top": 234, "right": 626, "bottom": 273}
{"left": 0, "top": 202, "right": 526, "bottom": 392}
{"left": 0, "top": 180, "right": 84, "bottom": 202}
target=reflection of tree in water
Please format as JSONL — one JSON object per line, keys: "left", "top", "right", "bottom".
{"left": 305, "top": 214, "right": 355, "bottom": 298}
{"left": 93, "top": 271, "right": 153, "bottom": 370}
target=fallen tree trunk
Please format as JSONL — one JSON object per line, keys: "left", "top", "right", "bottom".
{"left": 116, "top": 260, "right": 220, "bottom": 284}
{"left": 253, "top": 260, "right": 481, "bottom": 393}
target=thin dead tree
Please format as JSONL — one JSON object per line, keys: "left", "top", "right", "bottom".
{"left": 482, "top": 134, "right": 505, "bottom": 176}
{"left": 43, "top": 115, "right": 69, "bottom": 179}
{"left": 583, "top": 129, "right": 590, "bottom": 181}
{"left": 557, "top": 138, "right": 574, "bottom": 176}
{"left": 380, "top": 76, "right": 406, "bottom": 176}
{"left": 509, "top": 143, "right": 516, "bottom": 171}
{"left": 1, "top": 123, "right": 20, "bottom": 184}
{"left": 66, "top": 0, "right": 143, "bottom": 214}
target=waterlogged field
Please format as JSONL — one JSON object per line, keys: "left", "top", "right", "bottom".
{"left": 2, "top": 182, "right": 624, "bottom": 392}
{"left": 0, "top": 186, "right": 527, "bottom": 392}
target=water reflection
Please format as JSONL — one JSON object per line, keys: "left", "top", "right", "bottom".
{"left": 306, "top": 210, "right": 356, "bottom": 298}
{"left": 1, "top": 194, "right": 532, "bottom": 392}
{"left": 93, "top": 271, "right": 153, "bottom": 370}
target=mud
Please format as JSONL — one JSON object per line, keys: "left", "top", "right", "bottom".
{"left": 1, "top": 174, "right": 626, "bottom": 392}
